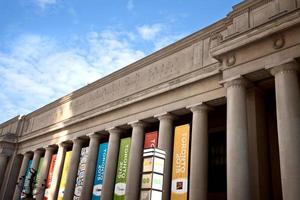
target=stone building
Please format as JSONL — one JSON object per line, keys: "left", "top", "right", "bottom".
{"left": 0, "top": 0, "right": 300, "bottom": 199}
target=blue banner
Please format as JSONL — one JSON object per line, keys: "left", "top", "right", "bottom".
{"left": 21, "top": 159, "right": 33, "bottom": 199}
{"left": 92, "top": 142, "right": 108, "bottom": 200}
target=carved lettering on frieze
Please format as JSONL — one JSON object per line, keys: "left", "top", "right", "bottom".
{"left": 28, "top": 38, "right": 217, "bottom": 132}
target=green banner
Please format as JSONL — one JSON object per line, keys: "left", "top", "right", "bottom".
{"left": 33, "top": 157, "right": 44, "bottom": 196}
{"left": 114, "top": 137, "right": 131, "bottom": 200}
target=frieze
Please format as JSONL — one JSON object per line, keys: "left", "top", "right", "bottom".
{"left": 24, "top": 39, "right": 217, "bottom": 133}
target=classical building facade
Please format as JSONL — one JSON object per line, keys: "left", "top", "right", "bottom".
{"left": 1, "top": 0, "right": 300, "bottom": 199}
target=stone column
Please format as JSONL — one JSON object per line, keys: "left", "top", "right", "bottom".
{"left": 125, "top": 121, "right": 145, "bottom": 200}
{"left": 102, "top": 128, "right": 121, "bottom": 200}
{"left": 64, "top": 138, "right": 84, "bottom": 200}
{"left": 188, "top": 103, "right": 210, "bottom": 200}
{"left": 270, "top": 61, "right": 300, "bottom": 200}
{"left": 225, "top": 77, "right": 251, "bottom": 200}
{"left": 31, "top": 149, "right": 44, "bottom": 172}
{"left": 48, "top": 142, "right": 68, "bottom": 200}
{"left": 13, "top": 152, "right": 33, "bottom": 200}
{"left": 155, "top": 112, "right": 175, "bottom": 200}
{"left": 0, "top": 154, "right": 8, "bottom": 188}
{"left": 80, "top": 133, "right": 101, "bottom": 200}
{"left": 36, "top": 146, "right": 56, "bottom": 200}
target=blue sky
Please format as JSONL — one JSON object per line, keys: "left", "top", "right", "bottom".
{"left": 0, "top": 0, "right": 241, "bottom": 123}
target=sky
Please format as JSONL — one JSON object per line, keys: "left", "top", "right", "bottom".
{"left": 0, "top": 0, "right": 242, "bottom": 123}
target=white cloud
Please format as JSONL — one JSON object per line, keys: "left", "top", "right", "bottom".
{"left": 137, "top": 24, "right": 164, "bottom": 40}
{"left": 0, "top": 31, "right": 145, "bottom": 123}
{"left": 34, "top": 0, "right": 57, "bottom": 9}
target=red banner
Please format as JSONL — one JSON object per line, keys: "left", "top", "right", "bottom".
{"left": 144, "top": 131, "right": 158, "bottom": 148}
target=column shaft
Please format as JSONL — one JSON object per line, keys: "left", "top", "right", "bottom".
{"left": 125, "top": 121, "right": 145, "bottom": 200}
{"left": 48, "top": 143, "right": 67, "bottom": 200}
{"left": 271, "top": 62, "right": 300, "bottom": 200}
{"left": 188, "top": 104, "right": 209, "bottom": 200}
{"left": 13, "top": 152, "right": 32, "bottom": 200}
{"left": 36, "top": 147, "right": 56, "bottom": 200}
{"left": 226, "top": 78, "right": 251, "bottom": 200}
{"left": 156, "top": 113, "right": 174, "bottom": 200}
{"left": 80, "top": 134, "right": 101, "bottom": 200}
{"left": 102, "top": 128, "right": 121, "bottom": 200}
{"left": 64, "top": 139, "right": 84, "bottom": 200}
{"left": 31, "top": 150, "right": 43, "bottom": 171}
{"left": 0, "top": 155, "right": 8, "bottom": 189}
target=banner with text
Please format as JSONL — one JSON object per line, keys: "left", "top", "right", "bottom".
{"left": 44, "top": 154, "right": 57, "bottom": 200}
{"left": 114, "top": 137, "right": 131, "bottom": 200}
{"left": 144, "top": 131, "right": 158, "bottom": 149}
{"left": 58, "top": 151, "right": 72, "bottom": 200}
{"left": 73, "top": 147, "right": 89, "bottom": 199}
{"left": 92, "top": 142, "right": 108, "bottom": 200}
{"left": 171, "top": 124, "right": 190, "bottom": 200}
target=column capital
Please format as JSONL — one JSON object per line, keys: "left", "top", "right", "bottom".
{"left": 87, "top": 133, "right": 102, "bottom": 139}
{"left": 24, "top": 151, "right": 33, "bottom": 157}
{"left": 221, "top": 76, "right": 251, "bottom": 89}
{"left": 128, "top": 120, "right": 147, "bottom": 128}
{"left": 34, "top": 149, "right": 44, "bottom": 155}
{"left": 105, "top": 127, "right": 122, "bottom": 135}
{"left": 58, "top": 142, "right": 69, "bottom": 148}
{"left": 187, "top": 102, "right": 212, "bottom": 113}
{"left": 154, "top": 112, "right": 176, "bottom": 121}
{"left": 268, "top": 59, "right": 299, "bottom": 76}
{"left": 72, "top": 137, "right": 85, "bottom": 145}
{"left": 45, "top": 145, "right": 57, "bottom": 152}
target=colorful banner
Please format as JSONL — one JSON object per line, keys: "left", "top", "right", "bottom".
{"left": 73, "top": 147, "right": 89, "bottom": 200}
{"left": 171, "top": 124, "right": 190, "bottom": 200}
{"left": 144, "top": 131, "right": 158, "bottom": 148}
{"left": 21, "top": 159, "right": 33, "bottom": 198}
{"left": 92, "top": 142, "right": 108, "bottom": 200}
{"left": 44, "top": 154, "right": 57, "bottom": 200}
{"left": 57, "top": 151, "right": 72, "bottom": 200}
{"left": 114, "top": 137, "right": 131, "bottom": 200}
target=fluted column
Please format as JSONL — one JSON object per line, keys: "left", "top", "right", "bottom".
{"left": 80, "top": 133, "right": 101, "bottom": 200}
{"left": 0, "top": 154, "right": 8, "bottom": 188}
{"left": 125, "top": 121, "right": 146, "bottom": 200}
{"left": 155, "top": 112, "right": 175, "bottom": 200}
{"left": 225, "top": 77, "right": 251, "bottom": 200}
{"left": 188, "top": 103, "right": 210, "bottom": 200}
{"left": 270, "top": 61, "right": 300, "bottom": 200}
{"left": 13, "top": 152, "right": 33, "bottom": 200}
{"left": 48, "top": 142, "right": 68, "bottom": 200}
{"left": 36, "top": 146, "right": 56, "bottom": 200}
{"left": 64, "top": 138, "right": 84, "bottom": 200}
{"left": 102, "top": 128, "right": 121, "bottom": 200}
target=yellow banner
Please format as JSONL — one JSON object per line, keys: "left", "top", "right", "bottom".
{"left": 58, "top": 151, "right": 72, "bottom": 200}
{"left": 171, "top": 124, "right": 190, "bottom": 200}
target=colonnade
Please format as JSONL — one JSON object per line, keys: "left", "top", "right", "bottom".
{"left": 1, "top": 60, "right": 299, "bottom": 200}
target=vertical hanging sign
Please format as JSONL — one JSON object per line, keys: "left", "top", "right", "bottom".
{"left": 92, "top": 142, "right": 108, "bottom": 200}
{"left": 33, "top": 157, "right": 44, "bottom": 195}
{"left": 57, "top": 151, "right": 72, "bottom": 200}
{"left": 114, "top": 137, "right": 131, "bottom": 200}
{"left": 171, "top": 124, "right": 190, "bottom": 200}
{"left": 21, "top": 160, "right": 33, "bottom": 198}
{"left": 144, "top": 131, "right": 158, "bottom": 149}
{"left": 73, "top": 147, "right": 89, "bottom": 199}
{"left": 44, "top": 154, "right": 57, "bottom": 200}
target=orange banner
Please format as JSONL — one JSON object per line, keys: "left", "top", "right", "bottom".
{"left": 171, "top": 124, "right": 190, "bottom": 200}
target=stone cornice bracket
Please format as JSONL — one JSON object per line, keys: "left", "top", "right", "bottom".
{"left": 266, "top": 59, "right": 299, "bottom": 76}
{"left": 186, "top": 102, "right": 213, "bottom": 113}
{"left": 154, "top": 112, "right": 177, "bottom": 121}
{"left": 105, "top": 127, "right": 123, "bottom": 136}
{"left": 219, "top": 75, "right": 253, "bottom": 89}
{"left": 128, "top": 120, "right": 147, "bottom": 129}
{"left": 226, "top": 54, "right": 236, "bottom": 67}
